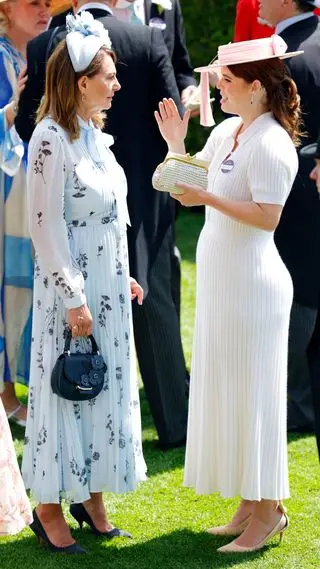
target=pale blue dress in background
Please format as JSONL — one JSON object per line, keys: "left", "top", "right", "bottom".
{"left": 0, "top": 37, "right": 33, "bottom": 391}
{"left": 22, "top": 116, "right": 146, "bottom": 502}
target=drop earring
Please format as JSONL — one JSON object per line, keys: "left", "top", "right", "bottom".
{"left": 250, "top": 93, "right": 254, "bottom": 105}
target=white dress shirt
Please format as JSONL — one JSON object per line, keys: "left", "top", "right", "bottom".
{"left": 112, "top": 0, "right": 145, "bottom": 25}
{"left": 78, "top": 2, "right": 113, "bottom": 15}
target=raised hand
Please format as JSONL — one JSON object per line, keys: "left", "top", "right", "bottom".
{"left": 154, "top": 98, "right": 190, "bottom": 152}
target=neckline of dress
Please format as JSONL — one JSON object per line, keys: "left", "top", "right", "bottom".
{"left": 77, "top": 115, "right": 96, "bottom": 131}
{"left": 232, "top": 112, "right": 273, "bottom": 145}
{"left": 0, "top": 35, "right": 25, "bottom": 64}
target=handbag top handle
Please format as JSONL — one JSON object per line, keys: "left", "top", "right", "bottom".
{"left": 64, "top": 330, "right": 99, "bottom": 356}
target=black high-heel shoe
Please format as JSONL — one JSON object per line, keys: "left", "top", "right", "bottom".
{"left": 69, "top": 503, "right": 132, "bottom": 539}
{"left": 29, "top": 509, "right": 87, "bottom": 554}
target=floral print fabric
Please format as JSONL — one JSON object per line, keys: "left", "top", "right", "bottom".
{"left": 22, "top": 117, "right": 146, "bottom": 503}
{"left": 0, "top": 399, "right": 32, "bottom": 535}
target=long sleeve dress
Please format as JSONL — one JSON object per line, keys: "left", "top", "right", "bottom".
{"left": 0, "top": 37, "right": 33, "bottom": 390}
{"left": 22, "top": 116, "right": 146, "bottom": 503}
{"left": 183, "top": 113, "right": 298, "bottom": 501}
{"left": 0, "top": 399, "right": 32, "bottom": 535}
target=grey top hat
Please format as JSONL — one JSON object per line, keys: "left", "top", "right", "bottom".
{"left": 300, "top": 136, "right": 320, "bottom": 160}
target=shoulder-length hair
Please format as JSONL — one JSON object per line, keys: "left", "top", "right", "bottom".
{"left": 37, "top": 39, "right": 116, "bottom": 141}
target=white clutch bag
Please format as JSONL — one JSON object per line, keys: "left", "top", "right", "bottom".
{"left": 152, "top": 152, "right": 209, "bottom": 195}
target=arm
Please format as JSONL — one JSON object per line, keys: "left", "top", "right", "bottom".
{"left": 171, "top": 0, "right": 196, "bottom": 94}
{"left": 174, "top": 132, "right": 297, "bottom": 232}
{"left": 0, "top": 50, "right": 24, "bottom": 175}
{"left": 201, "top": 193, "right": 282, "bottom": 231}
{"left": 27, "top": 128, "right": 87, "bottom": 308}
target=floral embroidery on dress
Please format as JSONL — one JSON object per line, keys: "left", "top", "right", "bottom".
{"left": 22, "top": 117, "right": 146, "bottom": 504}
{"left": 52, "top": 271, "right": 75, "bottom": 299}
{"left": 33, "top": 140, "right": 52, "bottom": 183}
{"left": 76, "top": 251, "right": 89, "bottom": 280}
{"left": 72, "top": 166, "right": 87, "bottom": 198}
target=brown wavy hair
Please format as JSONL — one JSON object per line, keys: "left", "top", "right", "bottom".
{"left": 228, "top": 58, "right": 304, "bottom": 146}
{"left": 37, "top": 39, "right": 116, "bottom": 141}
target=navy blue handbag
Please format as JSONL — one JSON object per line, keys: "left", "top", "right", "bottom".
{"left": 51, "top": 331, "right": 107, "bottom": 401}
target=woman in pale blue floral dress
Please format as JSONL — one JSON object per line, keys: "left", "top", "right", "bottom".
{"left": 0, "top": 0, "right": 50, "bottom": 425}
{"left": 22, "top": 13, "right": 146, "bottom": 554}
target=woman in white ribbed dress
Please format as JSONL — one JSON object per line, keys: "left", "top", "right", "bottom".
{"left": 155, "top": 36, "right": 303, "bottom": 553}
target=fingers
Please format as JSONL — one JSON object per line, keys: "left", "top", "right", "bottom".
{"left": 71, "top": 316, "right": 92, "bottom": 337}
{"left": 158, "top": 98, "right": 179, "bottom": 120}
{"left": 182, "top": 109, "right": 191, "bottom": 126}
{"left": 158, "top": 100, "right": 168, "bottom": 121}
{"left": 154, "top": 110, "right": 162, "bottom": 127}
{"left": 170, "top": 192, "right": 182, "bottom": 202}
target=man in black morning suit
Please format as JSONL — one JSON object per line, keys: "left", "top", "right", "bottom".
{"left": 15, "top": 0, "right": 189, "bottom": 449}
{"left": 50, "top": 0, "right": 197, "bottom": 101}
{"left": 259, "top": 0, "right": 320, "bottom": 432}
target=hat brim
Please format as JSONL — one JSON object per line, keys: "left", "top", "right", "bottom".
{"left": 194, "top": 51, "right": 304, "bottom": 73}
{"left": 300, "top": 143, "right": 320, "bottom": 160}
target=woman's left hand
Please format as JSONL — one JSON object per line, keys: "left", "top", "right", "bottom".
{"left": 130, "top": 278, "right": 144, "bottom": 305}
{"left": 170, "top": 183, "right": 206, "bottom": 207}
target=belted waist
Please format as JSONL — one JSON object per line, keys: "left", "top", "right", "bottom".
{"left": 67, "top": 213, "right": 118, "bottom": 228}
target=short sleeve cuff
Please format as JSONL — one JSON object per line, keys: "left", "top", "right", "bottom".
{"left": 252, "top": 191, "right": 286, "bottom": 206}
{"left": 64, "top": 292, "right": 87, "bottom": 309}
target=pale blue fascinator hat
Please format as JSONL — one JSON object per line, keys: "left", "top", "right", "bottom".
{"left": 66, "top": 11, "right": 112, "bottom": 72}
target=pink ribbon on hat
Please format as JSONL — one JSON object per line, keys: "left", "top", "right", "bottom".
{"left": 199, "top": 71, "right": 215, "bottom": 128}
{"left": 270, "top": 34, "right": 287, "bottom": 57}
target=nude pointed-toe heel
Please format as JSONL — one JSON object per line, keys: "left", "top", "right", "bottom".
{"left": 217, "top": 504, "right": 289, "bottom": 554}
{"left": 207, "top": 515, "right": 251, "bottom": 537}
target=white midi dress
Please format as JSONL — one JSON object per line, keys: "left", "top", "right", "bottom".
{"left": 22, "top": 117, "right": 146, "bottom": 503}
{"left": 184, "top": 113, "right": 298, "bottom": 501}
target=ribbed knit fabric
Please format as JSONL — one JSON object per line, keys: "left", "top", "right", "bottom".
{"left": 184, "top": 113, "right": 298, "bottom": 500}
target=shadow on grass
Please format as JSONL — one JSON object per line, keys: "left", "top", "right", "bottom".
{"left": 0, "top": 527, "right": 279, "bottom": 569}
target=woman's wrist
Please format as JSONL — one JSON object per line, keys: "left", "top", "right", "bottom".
{"left": 4, "top": 101, "right": 18, "bottom": 128}
{"left": 167, "top": 140, "right": 186, "bottom": 154}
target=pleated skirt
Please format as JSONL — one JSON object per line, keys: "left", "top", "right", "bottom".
{"left": 184, "top": 221, "right": 293, "bottom": 500}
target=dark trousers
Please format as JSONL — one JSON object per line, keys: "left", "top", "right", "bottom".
{"left": 287, "top": 301, "right": 317, "bottom": 430}
{"left": 132, "top": 226, "right": 188, "bottom": 445}
{"left": 308, "top": 310, "right": 320, "bottom": 459}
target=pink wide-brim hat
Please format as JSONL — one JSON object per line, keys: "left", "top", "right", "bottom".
{"left": 196, "top": 35, "right": 303, "bottom": 128}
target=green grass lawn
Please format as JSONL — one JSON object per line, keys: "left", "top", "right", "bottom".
{"left": 1, "top": 210, "right": 320, "bottom": 569}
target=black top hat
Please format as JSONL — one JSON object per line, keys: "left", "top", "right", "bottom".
{"left": 300, "top": 136, "right": 320, "bottom": 160}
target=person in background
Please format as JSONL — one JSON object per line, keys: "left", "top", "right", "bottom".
{"left": 234, "top": 0, "right": 274, "bottom": 41}
{"left": 234, "top": 0, "right": 320, "bottom": 41}
{"left": 50, "top": 0, "right": 197, "bottom": 107}
{"left": 0, "top": 398, "right": 32, "bottom": 535}
{"left": 300, "top": 134, "right": 320, "bottom": 461}
{"left": 259, "top": 0, "right": 320, "bottom": 434}
{"left": 0, "top": 0, "right": 50, "bottom": 427}
{"left": 23, "top": 12, "right": 146, "bottom": 553}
